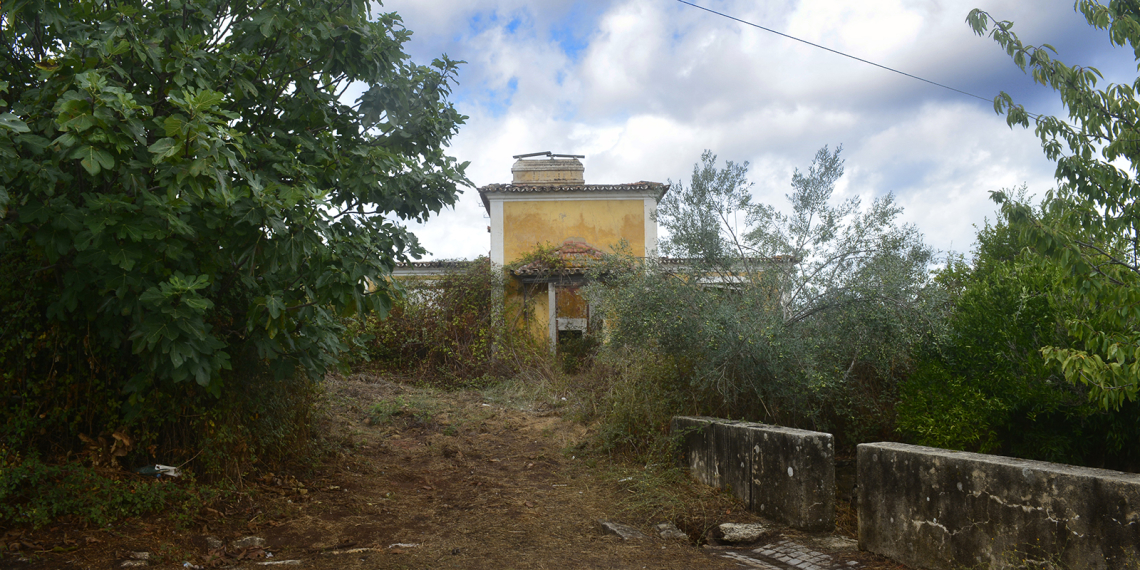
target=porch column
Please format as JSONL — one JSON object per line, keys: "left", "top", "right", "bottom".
{"left": 548, "top": 284, "right": 557, "bottom": 349}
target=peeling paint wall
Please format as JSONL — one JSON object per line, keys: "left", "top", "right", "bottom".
{"left": 858, "top": 442, "right": 1140, "bottom": 570}
{"left": 502, "top": 199, "right": 645, "bottom": 262}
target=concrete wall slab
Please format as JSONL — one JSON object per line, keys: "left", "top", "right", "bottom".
{"left": 858, "top": 442, "right": 1140, "bottom": 570}
{"left": 673, "top": 416, "right": 834, "bottom": 531}
{"left": 750, "top": 424, "right": 835, "bottom": 531}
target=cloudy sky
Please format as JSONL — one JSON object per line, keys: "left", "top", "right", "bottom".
{"left": 376, "top": 0, "right": 1133, "bottom": 261}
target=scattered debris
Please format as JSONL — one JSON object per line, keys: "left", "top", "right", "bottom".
{"left": 598, "top": 521, "right": 646, "bottom": 540}
{"left": 811, "top": 535, "right": 858, "bottom": 551}
{"left": 256, "top": 561, "right": 301, "bottom": 566}
{"left": 654, "top": 522, "right": 688, "bottom": 541}
{"left": 135, "top": 464, "right": 181, "bottom": 478}
{"left": 326, "top": 547, "right": 380, "bottom": 555}
{"left": 232, "top": 536, "right": 267, "bottom": 549}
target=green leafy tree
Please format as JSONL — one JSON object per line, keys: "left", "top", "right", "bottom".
{"left": 0, "top": 0, "right": 468, "bottom": 401}
{"left": 899, "top": 195, "right": 1140, "bottom": 468}
{"left": 969, "top": 2, "right": 1140, "bottom": 410}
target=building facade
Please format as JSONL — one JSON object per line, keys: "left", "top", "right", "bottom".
{"left": 478, "top": 152, "right": 668, "bottom": 346}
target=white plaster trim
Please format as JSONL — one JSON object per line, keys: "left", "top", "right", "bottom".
{"left": 490, "top": 199, "right": 505, "bottom": 266}
{"left": 644, "top": 197, "right": 658, "bottom": 259}
{"left": 484, "top": 191, "right": 659, "bottom": 203}
{"left": 548, "top": 285, "right": 557, "bottom": 348}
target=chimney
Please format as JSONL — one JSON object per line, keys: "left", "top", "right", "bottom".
{"left": 511, "top": 151, "right": 585, "bottom": 185}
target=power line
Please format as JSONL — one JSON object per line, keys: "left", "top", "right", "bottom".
{"left": 674, "top": 0, "right": 994, "bottom": 105}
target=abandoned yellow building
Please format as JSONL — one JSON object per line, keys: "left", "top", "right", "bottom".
{"left": 393, "top": 151, "right": 668, "bottom": 347}
{"left": 480, "top": 152, "right": 669, "bottom": 346}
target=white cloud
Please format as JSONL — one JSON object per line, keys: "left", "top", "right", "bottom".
{"left": 373, "top": 0, "right": 1123, "bottom": 262}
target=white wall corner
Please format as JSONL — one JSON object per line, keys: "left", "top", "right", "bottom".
{"left": 490, "top": 198, "right": 505, "bottom": 266}
{"left": 547, "top": 285, "right": 557, "bottom": 349}
{"left": 644, "top": 197, "right": 658, "bottom": 259}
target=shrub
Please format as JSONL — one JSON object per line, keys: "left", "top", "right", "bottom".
{"left": 0, "top": 449, "right": 211, "bottom": 529}
{"left": 899, "top": 210, "right": 1140, "bottom": 469}
{"left": 344, "top": 257, "right": 545, "bottom": 386}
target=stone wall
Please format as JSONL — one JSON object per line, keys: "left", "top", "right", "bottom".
{"left": 672, "top": 416, "right": 834, "bottom": 531}
{"left": 858, "top": 442, "right": 1140, "bottom": 570}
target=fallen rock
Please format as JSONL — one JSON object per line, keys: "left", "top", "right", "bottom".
{"left": 598, "top": 521, "right": 646, "bottom": 540}
{"left": 714, "top": 523, "right": 771, "bottom": 544}
{"left": 232, "top": 536, "right": 267, "bottom": 549}
{"left": 205, "top": 536, "right": 223, "bottom": 550}
{"left": 654, "top": 522, "right": 688, "bottom": 540}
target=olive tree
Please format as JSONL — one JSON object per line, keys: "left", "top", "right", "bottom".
{"left": 595, "top": 146, "right": 938, "bottom": 437}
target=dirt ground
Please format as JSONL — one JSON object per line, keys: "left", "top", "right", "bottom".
{"left": 0, "top": 374, "right": 908, "bottom": 569}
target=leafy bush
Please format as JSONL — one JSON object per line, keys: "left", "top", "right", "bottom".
{"left": 969, "top": 5, "right": 1140, "bottom": 410}
{"left": 0, "top": 0, "right": 464, "bottom": 525}
{"left": 344, "top": 258, "right": 545, "bottom": 385}
{"left": 589, "top": 347, "right": 689, "bottom": 458}
{"left": 2, "top": 0, "right": 467, "bottom": 398}
{"left": 0, "top": 450, "right": 212, "bottom": 529}
{"left": 899, "top": 205, "right": 1140, "bottom": 469}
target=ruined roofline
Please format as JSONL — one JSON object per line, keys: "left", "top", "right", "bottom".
{"left": 658, "top": 255, "right": 801, "bottom": 266}
{"left": 391, "top": 260, "right": 476, "bottom": 277}
{"left": 395, "top": 260, "right": 474, "bottom": 268}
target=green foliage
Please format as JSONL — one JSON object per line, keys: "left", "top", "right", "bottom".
{"left": 0, "top": 0, "right": 465, "bottom": 525}
{"left": 0, "top": 0, "right": 468, "bottom": 396}
{"left": 0, "top": 449, "right": 213, "bottom": 529}
{"left": 657, "top": 150, "right": 753, "bottom": 264}
{"left": 369, "top": 395, "right": 437, "bottom": 427}
{"left": 589, "top": 347, "right": 688, "bottom": 458}
{"left": 505, "top": 242, "right": 577, "bottom": 273}
{"left": 899, "top": 201, "right": 1140, "bottom": 468}
{"left": 968, "top": 3, "right": 1140, "bottom": 410}
{"left": 589, "top": 146, "right": 938, "bottom": 445}
{"left": 344, "top": 258, "right": 541, "bottom": 385}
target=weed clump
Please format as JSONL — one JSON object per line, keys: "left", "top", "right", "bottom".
{"left": 0, "top": 450, "right": 212, "bottom": 528}
{"left": 344, "top": 257, "right": 545, "bottom": 386}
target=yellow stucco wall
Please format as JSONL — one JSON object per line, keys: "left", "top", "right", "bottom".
{"left": 502, "top": 199, "right": 644, "bottom": 262}
{"left": 503, "top": 282, "right": 550, "bottom": 341}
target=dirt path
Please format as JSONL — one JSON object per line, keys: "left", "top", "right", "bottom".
{"left": 1, "top": 374, "right": 907, "bottom": 569}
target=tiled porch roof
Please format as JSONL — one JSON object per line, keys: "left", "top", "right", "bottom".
{"left": 511, "top": 241, "right": 607, "bottom": 276}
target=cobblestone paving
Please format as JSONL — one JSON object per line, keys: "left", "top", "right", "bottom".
{"left": 719, "top": 539, "right": 861, "bottom": 570}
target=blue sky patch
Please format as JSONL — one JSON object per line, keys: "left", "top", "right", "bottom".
{"left": 480, "top": 76, "right": 518, "bottom": 117}
{"left": 549, "top": 3, "right": 603, "bottom": 62}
